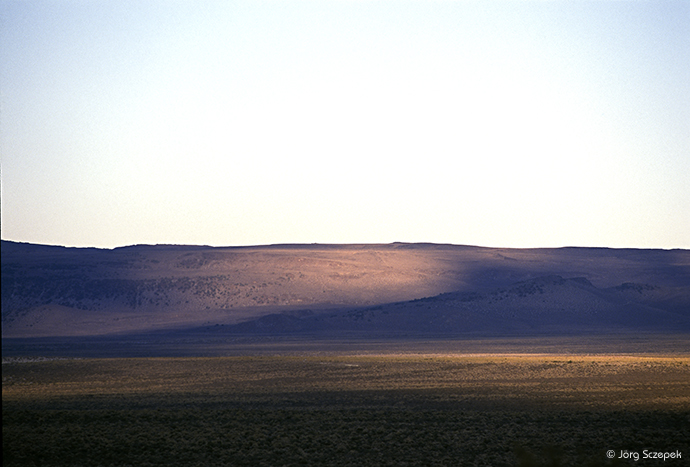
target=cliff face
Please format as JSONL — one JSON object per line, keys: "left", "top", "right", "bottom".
{"left": 2, "top": 241, "right": 689, "bottom": 337}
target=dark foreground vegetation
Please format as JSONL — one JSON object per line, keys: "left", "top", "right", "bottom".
{"left": 3, "top": 355, "right": 689, "bottom": 466}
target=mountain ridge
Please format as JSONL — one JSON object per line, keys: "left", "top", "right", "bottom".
{"left": 2, "top": 240, "right": 689, "bottom": 338}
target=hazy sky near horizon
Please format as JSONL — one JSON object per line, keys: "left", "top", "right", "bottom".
{"left": 1, "top": 0, "right": 689, "bottom": 249}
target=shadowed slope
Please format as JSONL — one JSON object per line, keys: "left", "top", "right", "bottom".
{"left": 224, "top": 275, "right": 690, "bottom": 336}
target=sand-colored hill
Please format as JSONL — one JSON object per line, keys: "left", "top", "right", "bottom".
{"left": 2, "top": 241, "right": 689, "bottom": 337}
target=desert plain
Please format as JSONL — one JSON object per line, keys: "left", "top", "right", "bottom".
{"left": 3, "top": 241, "right": 690, "bottom": 466}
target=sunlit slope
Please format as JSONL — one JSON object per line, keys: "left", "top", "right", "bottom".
{"left": 2, "top": 241, "right": 689, "bottom": 337}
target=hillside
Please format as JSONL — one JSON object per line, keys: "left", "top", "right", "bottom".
{"left": 229, "top": 275, "right": 690, "bottom": 336}
{"left": 2, "top": 240, "right": 689, "bottom": 338}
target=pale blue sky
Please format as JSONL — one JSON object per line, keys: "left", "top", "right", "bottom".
{"left": 1, "top": 0, "right": 689, "bottom": 249}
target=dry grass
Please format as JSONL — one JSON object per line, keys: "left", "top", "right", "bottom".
{"left": 4, "top": 355, "right": 690, "bottom": 466}
{"left": 4, "top": 355, "right": 689, "bottom": 410}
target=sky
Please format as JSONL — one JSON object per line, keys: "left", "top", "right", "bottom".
{"left": 1, "top": 0, "right": 689, "bottom": 250}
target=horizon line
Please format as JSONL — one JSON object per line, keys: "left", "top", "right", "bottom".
{"left": 2, "top": 238, "right": 688, "bottom": 252}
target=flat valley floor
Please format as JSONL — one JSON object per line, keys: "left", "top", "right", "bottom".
{"left": 3, "top": 353, "right": 690, "bottom": 466}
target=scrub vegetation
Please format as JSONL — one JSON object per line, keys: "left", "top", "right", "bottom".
{"left": 3, "top": 355, "right": 689, "bottom": 466}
